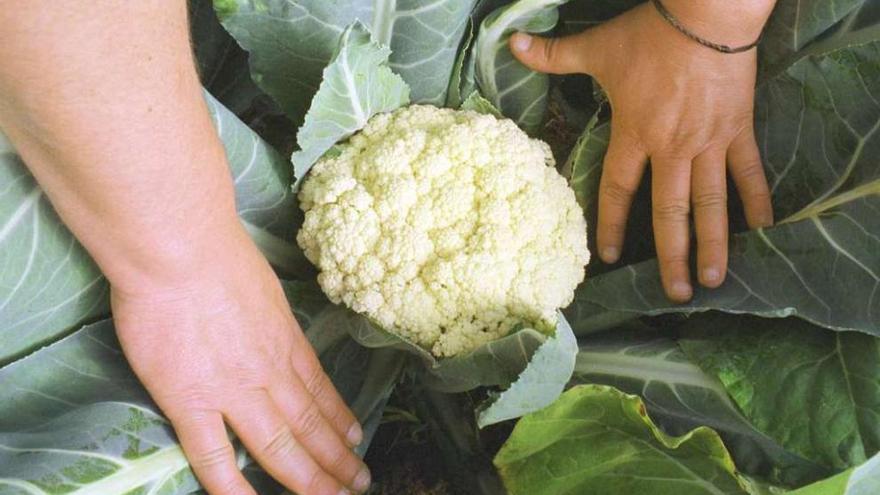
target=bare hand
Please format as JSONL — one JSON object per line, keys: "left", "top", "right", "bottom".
{"left": 113, "top": 226, "right": 370, "bottom": 495}
{"left": 511, "top": 1, "right": 775, "bottom": 302}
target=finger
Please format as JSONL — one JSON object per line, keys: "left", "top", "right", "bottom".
{"left": 728, "top": 128, "right": 773, "bottom": 229}
{"left": 228, "top": 394, "right": 348, "bottom": 495}
{"left": 691, "top": 149, "right": 729, "bottom": 288}
{"left": 171, "top": 410, "right": 256, "bottom": 495}
{"left": 271, "top": 381, "right": 370, "bottom": 493}
{"left": 290, "top": 340, "right": 362, "bottom": 446}
{"left": 652, "top": 156, "right": 693, "bottom": 302}
{"left": 509, "top": 30, "right": 601, "bottom": 76}
{"left": 597, "top": 131, "right": 648, "bottom": 263}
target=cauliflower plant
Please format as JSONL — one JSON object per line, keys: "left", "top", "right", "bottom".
{"left": 297, "top": 105, "right": 589, "bottom": 357}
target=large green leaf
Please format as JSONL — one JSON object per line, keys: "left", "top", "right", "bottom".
{"left": 191, "top": 0, "right": 297, "bottom": 153}
{"left": 205, "top": 93, "right": 298, "bottom": 240}
{"left": 347, "top": 309, "right": 568, "bottom": 394}
{"left": 213, "top": 0, "right": 476, "bottom": 125}
{"left": 760, "top": 0, "right": 867, "bottom": 75}
{"left": 477, "top": 314, "right": 578, "bottom": 427}
{"left": 679, "top": 313, "right": 880, "bottom": 472}
{"left": 0, "top": 92, "right": 299, "bottom": 365}
{"left": 0, "top": 281, "right": 402, "bottom": 494}
{"left": 291, "top": 21, "right": 410, "bottom": 184}
{"left": 191, "top": 0, "right": 264, "bottom": 118}
{"left": 0, "top": 134, "right": 109, "bottom": 366}
{"left": 472, "top": 0, "right": 567, "bottom": 133}
{"left": 568, "top": 38, "right": 880, "bottom": 336}
{"left": 346, "top": 294, "right": 577, "bottom": 423}
{"left": 494, "top": 384, "right": 754, "bottom": 495}
{"left": 571, "top": 331, "right": 827, "bottom": 486}
{"left": 0, "top": 320, "right": 195, "bottom": 495}
{"left": 790, "top": 452, "right": 880, "bottom": 495}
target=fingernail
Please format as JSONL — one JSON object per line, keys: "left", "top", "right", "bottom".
{"left": 511, "top": 33, "right": 533, "bottom": 52}
{"left": 701, "top": 267, "right": 720, "bottom": 285}
{"left": 671, "top": 282, "right": 692, "bottom": 300}
{"left": 353, "top": 466, "right": 372, "bottom": 493}
{"left": 347, "top": 423, "right": 363, "bottom": 446}
{"left": 601, "top": 246, "right": 620, "bottom": 263}
{"left": 337, "top": 489, "right": 352, "bottom": 495}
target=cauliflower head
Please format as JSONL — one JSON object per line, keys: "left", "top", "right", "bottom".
{"left": 297, "top": 105, "right": 589, "bottom": 357}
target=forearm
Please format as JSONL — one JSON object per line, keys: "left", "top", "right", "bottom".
{"left": 662, "top": 0, "right": 777, "bottom": 46}
{"left": 0, "top": 1, "right": 244, "bottom": 293}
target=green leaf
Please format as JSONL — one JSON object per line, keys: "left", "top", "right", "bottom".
{"left": 557, "top": 0, "right": 642, "bottom": 34}
{"left": 371, "top": 0, "right": 477, "bottom": 106}
{"left": 205, "top": 92, "right": 298, "bottom": 239}
{"left": 446, "top": 19, "right": 475, "bottom": 108}
{"left": 191, "top": 0, "right": 297, "bottom": 153}
{"left": 760, "top": 0, "right": 867, "bottom": 75}
{"left": 213, "top": 0, "right": 475, "bottom": 125}
{"left": 459, "top": 91, "right": 504, "bottom": 117}
{"left": 568, "top": 39, "right": 880, "bottom": 336}
{"left": 0, "top": 132, "right": 109, "bottom": 367}
{"left": 566, "top": 107, "right": 607, "bottom": 211}
{"left": 346, "top": 310, "right": 550, "bottom": 393}
{"left": 789, "top": 452, "right": 880, "bottom": 495}
{"left": 0, "top": 320, "right": 197, "bottom": 495}
{"left": 191, "top": 0, "right": 264, "bottom": 117}
{"left": 571, "top": 331, "right": 828, "bottom": 486}
{"left": 494, "top": 384, "right": 754, "bottom": 495}
{"left": 0, "top": 281, "right": 401, "bottom": 494}
{"left": 291, "top": 21, "right": 410, "bottom": 185}
{"left": 837, "top": 2, "right": 880, "bottom": 34}
{"left": 473, "top": 0, "right": 568, "bottom": 133}
{"left": 477, "top": 314, "right": 578, "bottom": 427}
{"left": 679, "top": 313, "right": 880, "bottom": 471}
{"left": 0, "top": 92, "right": 298, "bottom": 365}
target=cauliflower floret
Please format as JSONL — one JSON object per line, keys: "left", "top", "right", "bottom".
{"left": 297, "top": 105, "right": 589, "bottom": 357}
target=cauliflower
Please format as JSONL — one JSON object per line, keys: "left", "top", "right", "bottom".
{"left": 297, "top": 105, "right": 589, "bottom": 357}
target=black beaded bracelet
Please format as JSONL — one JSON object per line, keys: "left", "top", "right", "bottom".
{"left": 650, "top": 0, "right": 762, "bottom": 54}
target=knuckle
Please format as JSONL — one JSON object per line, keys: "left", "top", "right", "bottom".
{"left": 692, "top": 191, "right": 727, "bottom": 210}
{"left": 324, "top": 402, "right": 347, "bottom": 428}
{"left": 294, "top": 402, "right": 324, "bottom": 440}
{"left": 191, "top": 443, "right": 234, "bottom": 469}
{"left": 746, "top": 188, "right": 772, "bottom": 203}
{"left": 542, "top": 37, "right": 560, "bottom": 65}
{"left": 698, "top": 237, "right": 727, "bottom": 251}
{"left": 303, "top": 365, "right": 328, "bottom": 398}
{"left": 601, "top": 180, "right": 636, "bottom": 206}
{"left": 263, "top": 425, "right": 297, "bottom": 459}
{"left": 743, "top": 190, "right": 772, "bottom": 210}
{"left": 305, "top": 468, "right": 335, "bottom": 495}
{"left": 214, "top": 477, "right": 250, "bottom": 495}
{"left": 654, "top": 201, "right": 690, "bottom": 221}
{"left": 660, "top": 253, "right": 690, "bottom": 266}
{"left": 599, "top": 220, "right": 626, "bottom": 236}
{"left": 328, "top": 446, "right": 355, "bottom": 475}
{"left": 654, "top": 148, "right": 694, "bottom": 164}
{"left": 163, "top": 390, "right": 215, "bottom": 416}
{"left": 734, "top": 158, "right": 767, "bottom": 181}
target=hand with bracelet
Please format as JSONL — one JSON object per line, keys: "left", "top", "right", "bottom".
{"left": 511, "top": 0, "right": 777, "bottom": 302}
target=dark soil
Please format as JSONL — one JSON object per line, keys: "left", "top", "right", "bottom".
{"left": 365, "top": 405, "right": 455, "bottom": 495}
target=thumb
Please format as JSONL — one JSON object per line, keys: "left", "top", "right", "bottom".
{"left": 509, "top": 31, "right": 599, "bottom": 76}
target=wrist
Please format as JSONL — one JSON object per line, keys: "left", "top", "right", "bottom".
{"left": 107, "top": 216, "right": 264, "bottom": 297}
{"left": 660, "top": 0, "right": 776, "bottom": 48}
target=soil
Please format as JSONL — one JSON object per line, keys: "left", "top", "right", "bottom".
{"left": 366, "top": 416, "right": 455, "bottom": 495}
